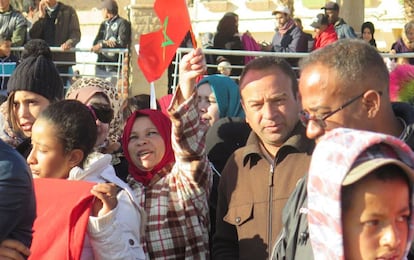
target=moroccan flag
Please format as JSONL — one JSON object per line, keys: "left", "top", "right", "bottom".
{"left": 30, "top": 179, "right": 95, "bottom": 260}
{"left": 138, "top": 0, "right": 192, "bottom": 83}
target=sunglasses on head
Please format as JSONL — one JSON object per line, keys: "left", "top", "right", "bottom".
{"left": 88, "top": 103, "right": 114, "bottom": 124}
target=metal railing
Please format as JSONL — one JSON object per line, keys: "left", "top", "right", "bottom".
{"left": 9, "top": 46, "right": 129, "bottom": 93}
{"left": 169, "top": 47, "right": 414, "bottom": 91}
{"left": 7, "top": 45, "right": 414, "bottom": 94}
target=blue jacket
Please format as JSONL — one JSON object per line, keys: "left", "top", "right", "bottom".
{"left": 0, "top": 139, "right": 36, "bottom": 247}
{"left": 0, "top": 54, "right": 18, "bottom": 90}
{"left": 334, "top": 18, "right": 357, "bottom": 39}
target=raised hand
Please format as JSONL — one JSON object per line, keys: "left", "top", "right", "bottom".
{"left": 38, "top": 0, "right": 47, "bottom": 18}
{"left": 178, "top": 48, "right": 206, "bottom": 100}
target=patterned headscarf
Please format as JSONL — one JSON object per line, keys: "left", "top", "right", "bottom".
{"left": 122, "top": 109, "right": 175, "bottom": 186}
{"left": 66, "top": 78, "right": 122, "bottom": 142}
{"left": 197, "top": 74, "right": 244, "bottom": 119}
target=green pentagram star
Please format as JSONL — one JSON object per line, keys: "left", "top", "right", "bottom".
{"left": 161, "top": 17, "right": 174, "bottom": 47}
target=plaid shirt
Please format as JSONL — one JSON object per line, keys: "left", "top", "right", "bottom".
{"left": 128, "top": 92, "right": 212, "bottom": 259}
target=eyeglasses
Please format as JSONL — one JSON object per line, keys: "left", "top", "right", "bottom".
{"left": 299, "top": 91, "right": 382, "bottom": 129}
{"left": 87, "top": 103, "right": 114, "bottom": 124}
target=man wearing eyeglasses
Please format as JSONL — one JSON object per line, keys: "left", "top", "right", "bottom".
{"left": 272, "top": 39, "right": 414, "bottom": 259}
{"left": 213, "top": 56, "right": 314, "bottom": 260}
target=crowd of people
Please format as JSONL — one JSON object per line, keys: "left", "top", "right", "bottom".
{"left": 0, "top": 0, "right": 130, "bottom": 89}
{"left": 205, "top": 1, "right": 414, "bottom": 80}
{"left": 3, "top": 1, "right": 414, "bottom": 260}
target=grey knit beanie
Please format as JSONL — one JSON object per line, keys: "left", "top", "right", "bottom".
{"left": 7, "top": 54, "right": 64, "bottom": 102}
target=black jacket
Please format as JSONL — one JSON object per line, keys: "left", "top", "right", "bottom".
{"left": 93, "top": 15, "right": 131, "bottom": 72}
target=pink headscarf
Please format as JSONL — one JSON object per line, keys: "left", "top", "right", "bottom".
{"left": 122, "top": 109, "right": 175, "bottom": 186}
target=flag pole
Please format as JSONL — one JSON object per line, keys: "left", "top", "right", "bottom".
{"left": 150, "top": 82, "right": 157, "bottom": 109}
{"left": 189, "top": 27, "right": 197, "bottom": 48}
{"left": 189, "top": 26, "right": 205, "bottom": 83}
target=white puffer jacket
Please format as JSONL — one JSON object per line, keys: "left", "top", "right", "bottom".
{"left": 68, "top": 152, "right": 145, "bottom": 260}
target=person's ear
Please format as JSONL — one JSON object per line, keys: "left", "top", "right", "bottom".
{"left": 240, "top": 98, "right": 249, "bottom": 124}
{"left": 295, "top": 92, "right": 302, "bottom": 109}
{"left": 362, "top": 90, "right": 381, "bottom": 118}
{"left": 68, "top": 149, "right": 84, "bottom": 168}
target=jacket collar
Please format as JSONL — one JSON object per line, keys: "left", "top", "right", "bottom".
{"left": 106, "top": 15, "right": 119, "bottom": 25}
{"left": 334, "top": 17, "right": 346, "bottom": 27}
{"left": 392, "top": 102, "right": 414, "bottom": 125}
{"left": 241, "top": 122, "right": 314, "bottom": 166}
{"left": 392, "top": 102, "right": 414, "bottom": 144}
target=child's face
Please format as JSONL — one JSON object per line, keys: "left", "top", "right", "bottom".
{"left": 342, "top": 175, "right": 410, "bottom": 259}
{"left": 0, "top": 40, "right": 11, "bottom": 57}
{"left": 27, "top": 118, "right": 75, "bottom": 179}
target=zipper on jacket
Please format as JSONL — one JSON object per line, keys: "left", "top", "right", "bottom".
{"left": 267, "top": 162, "right": 275, "bottom": 255}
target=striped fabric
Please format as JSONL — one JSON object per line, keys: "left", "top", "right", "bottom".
{"left": 128, "top": 92, "right": 212, "bottom": 259}
{"left": 307, "top": 128, "right": 414, "bottom": 260}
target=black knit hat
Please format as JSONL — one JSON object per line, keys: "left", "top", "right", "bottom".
{"left": 21, "top": 39, "right": 52, "bottom": 60}
{"left": 7, "top": 54, "right": 64, "bottom": 102}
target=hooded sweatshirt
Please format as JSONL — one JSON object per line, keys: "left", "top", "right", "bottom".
{"left": 307, "top": 128, "right": 414, "bottom": 259}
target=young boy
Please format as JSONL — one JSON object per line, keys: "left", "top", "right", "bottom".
{"left": 0, "top": 35, "right": 18, "bottom": 96}
{"left": 307, "top": 128, "right": 414, "bottom": 259}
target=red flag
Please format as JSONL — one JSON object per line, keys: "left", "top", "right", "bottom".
{"left": 30, "top": 179, "right": 95, "bottom": 260}
{"left": 138, "top": 0, "right": 192, "bottom": 83}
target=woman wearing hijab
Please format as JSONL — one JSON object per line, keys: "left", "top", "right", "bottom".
{"left": 66, "top": 77, "right": 128, "bottom": 181}
{"left": 196, "top": 74, "right": 244, "bottom": 127}
{"left": 196, "top": 74, "right": 249, "bottom": 245}
{"left": 361, "top": 21, "right": 377, "bottom": 47}
{"left": 122, "top": 48, "right": 212, "bottom": 258}
{"left": 391, "top": 21, "right": 414, "bottom": 65}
